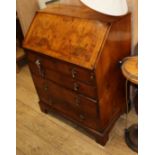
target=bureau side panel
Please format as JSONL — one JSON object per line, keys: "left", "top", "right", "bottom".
{"left": 95, "top": 14, "right": 131, "bottom": 130}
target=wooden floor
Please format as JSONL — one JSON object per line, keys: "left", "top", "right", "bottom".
{"left": 16, "top": 65, "right": 138, "bottom": 155}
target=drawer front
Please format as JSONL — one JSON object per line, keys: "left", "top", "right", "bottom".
{"left": 27, "top": 51, "right": 96, "bottom": 85}
{"left": 39, "top": 100, "right": 99, "bottom": 130}
{"left": 32, "top": 74, "right": 98, "bottom": 118}
{"left": 29, "top": 62, "right": 97, "bottom": 99}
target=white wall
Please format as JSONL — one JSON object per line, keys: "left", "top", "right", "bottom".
{"left": 16, "top": 0, "right": 39, "bottom": 36}
{"left": 127, "top": 0, "right": 138, "bottom": 50}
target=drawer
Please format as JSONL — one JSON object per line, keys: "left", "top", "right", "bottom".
{"left": 27, "top": 51, "right": 96, "bottom": 85}
{"left": 29, "top": 62, "right": 97, "bottom": 99}
{"left": 39, "top": 99, "right": 99, "bottom": 130}
{"left": 32, "top": 74, "right": 98, "bottom": 118}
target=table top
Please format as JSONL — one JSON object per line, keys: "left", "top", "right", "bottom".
{"left": 121, "top": 56, "right": 138, "bottom": 85}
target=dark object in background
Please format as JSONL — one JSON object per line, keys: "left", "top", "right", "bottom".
{"left": 16, "top": 15, "right": 24, "bottom": 46}
{"left": 16, "top": 13, "right": 26, "bottom": 72}
{"left": 134, "top": 43, "right": 138, "bottom": 56}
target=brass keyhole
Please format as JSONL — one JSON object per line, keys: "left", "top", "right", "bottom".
{"left": 90, "top": 74, "right": 94, "bottom": 80}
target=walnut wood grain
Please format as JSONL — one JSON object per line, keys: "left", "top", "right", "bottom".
{"left": 95, "top": 13, "right": 131, "bottom": 130}
{"left": 31, "top": 74, "right": 98, "bottom": 118}
{"left": 23, "top": 11, "right": 108, "bottom": 69}
{"left": 29, "top": 62, "right": 97, "bottom": 99}
{"left": 42, "top": 4, "right": 125, "bottom": 23}
{"left": 27, "top": 51, "right": 96, "bottom": 85}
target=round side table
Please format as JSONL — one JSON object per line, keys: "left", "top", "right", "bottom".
{"left": 121, "top": 56, "right": 138, "bottom": 152}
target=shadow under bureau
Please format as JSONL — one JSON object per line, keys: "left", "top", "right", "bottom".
{"left": 23, "top": 4, "right": 131, "bottom": 146}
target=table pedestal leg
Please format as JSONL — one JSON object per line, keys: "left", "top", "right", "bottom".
{"left": 125, "top": 124, "right": 138, "bottom": 152}
{"left": 125, "top": 80, "right": 138, "bottom": 152}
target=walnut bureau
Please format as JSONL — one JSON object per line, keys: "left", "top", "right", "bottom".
{"left": 23, "top": 4, "right": 131, "bottom": 146}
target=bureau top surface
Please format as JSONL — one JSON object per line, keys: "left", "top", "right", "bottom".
{"left": 23, "top": 7, "right": 109, "bottom": 69}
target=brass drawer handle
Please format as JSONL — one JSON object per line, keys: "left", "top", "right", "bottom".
{"left": 71, "top": 68, "right": 77, "bottom": 78}
{"left": 79, "top": 114, "right": 85, "bottom": 120}
{"left": 73, "top": 82, "right": 80, "bottom": 91}
{"left": 35, "top": 59, "right": 44, "bottom": 77}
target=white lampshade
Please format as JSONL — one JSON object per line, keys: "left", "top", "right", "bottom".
{"left": 80, "top": 0, "right": 128, "bottom": 16}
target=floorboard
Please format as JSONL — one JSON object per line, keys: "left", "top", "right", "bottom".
{"left": 16, "top": 66, "right": 138, "bottom": 155}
